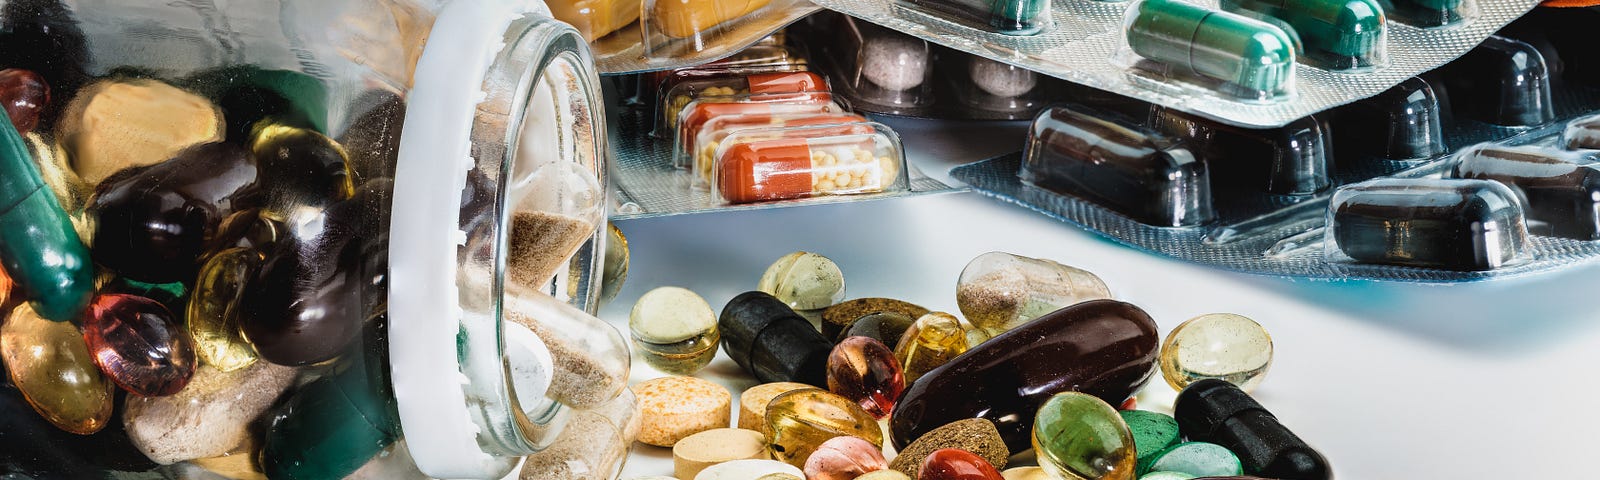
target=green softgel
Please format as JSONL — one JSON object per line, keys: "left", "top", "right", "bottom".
{"left": 1121, "top": 410, "right": 1182, "bottom": 474}
{"left": 1140, "top": 472, "right": 1198, "bottom": 480}
{"left": 1033, "top": 392, "right": 1138, "bottom": 480}
{"left": 1146, "top": 442, "right": 1244, "bottom": 478}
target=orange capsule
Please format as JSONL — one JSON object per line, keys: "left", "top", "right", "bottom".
{"left": 715, "top": 124, "right": 904, "bottom": 204}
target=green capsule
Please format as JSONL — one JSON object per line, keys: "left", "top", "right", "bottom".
{"left": 1128, "top": 0, "right": 1296, "bottom": 98}
{"left": 0, "top": 108, "right": 92, "bottom": 322}
{"left": 1379, "top": 0, "right": 1463, "bottom": 27}
{"left": 1223, "top": 0, "right": 1386, "bottom": 69}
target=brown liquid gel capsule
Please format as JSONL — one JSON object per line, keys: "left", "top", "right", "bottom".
{"left": 889, "top": 299, "right": 1159, "bottom": 452}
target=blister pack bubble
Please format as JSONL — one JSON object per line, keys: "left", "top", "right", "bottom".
{"left": 603, "top": 70, "right": 961, "bottom": 219}
{"left": 951, "top": 10, "right": 1600, "bottom": 282}
{"left": 808, "top": 0, "right": 1543, "bottom": 128}
{"left": 556, "top": 0, "right": 824, "bottom": 74}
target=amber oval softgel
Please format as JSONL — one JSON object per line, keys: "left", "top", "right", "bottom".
{"left": 765, "top": 388, "right": 884, "bottom": 467}
{"left": 893, "top": 312, "right": 987, "bottom": 384}
{"left": 1032, "top": 392, "right": 1138, "bottom": 480}
{"left": 1159, "top": 313, "right": 1273, "bottom": 393}
{"left": 187, "top": 247, "right": 264, "bottom": 372}
{"left": 0, "top": 304, "right": 114, "bottom": 434}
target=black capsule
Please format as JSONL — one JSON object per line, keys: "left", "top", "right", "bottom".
{"left": 1333, "top": 77, "right": 1448, "bottom": 161}
{"left": 1023, "top": 105, "right": 1214, "bottom": 227}
{"left": 1151, "top": 107, "right": 1331, "bottom": 196}
{"left": 1451, "top": 144, "right": 1600, "bottom": 240}
{"left": 239, "top": 181, "right": 390, "bottom": 366}
{"left": 1437, "top": 35, "right": 1554, "bottom": 127}
{"left": 1329, "top": 178, "right": 1528, "bottom": 271}
{"left": 719, "top": 291, "right": 833, "bottom": 387}
{"left": 1175, "top": 379, "right": 1332, "bottom": 480}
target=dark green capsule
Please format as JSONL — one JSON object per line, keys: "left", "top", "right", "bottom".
{"left": 895, "top": 0, "right": 1048, "bottom": 35}
{"left": 1128, "top": 0, "right": 1296, "bottom": 97}
{"left": 1379, "top": 0, "right": 1463, "bottom": 27}
{"left": 262, "top": 321, "right": 399, "bottom": 480}
{"left": 1223, "top": 0, "right": 1386, "bottom": 69}
{"left": 0, "top": 108, "right": 91, "bottom": 322}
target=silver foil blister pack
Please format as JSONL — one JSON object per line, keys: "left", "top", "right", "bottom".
{"left": 808, "top": 0, "right": 1541, "bottom": 128}
{"left": 952, "top": 11, "right": 1600, "bottom": 282}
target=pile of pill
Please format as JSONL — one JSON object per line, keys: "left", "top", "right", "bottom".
{"left": 619, "top": 250, "right": 1330, "bottom": 480}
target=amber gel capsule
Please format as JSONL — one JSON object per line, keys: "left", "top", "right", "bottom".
{"left": 1127, "top": 0, "right": 1296, "bottom": 98}
{"left": 0, "top": 108, "right": 92, "bottom": 321}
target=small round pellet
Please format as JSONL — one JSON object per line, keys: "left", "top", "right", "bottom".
{"left": 674, "top": 428, "right": 769, "bottom": 479}
{"left": 636, "top": 376, "right": 732, "bottom": 447}
{"left": 738, "top": 382, "right": 812, "bottom": 436}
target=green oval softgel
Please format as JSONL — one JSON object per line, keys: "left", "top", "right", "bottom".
{"left": 1223, "top": 0, "right": 1385, "bottom": 69}
{"left": 1128, "top": 0, "right": 1296, "bottom": 97}
{"left": 0, "top": 109, "right": 92, "bottom": 322}
{"left": 1033, "top": 392, "right": 1138, "bottom": 480}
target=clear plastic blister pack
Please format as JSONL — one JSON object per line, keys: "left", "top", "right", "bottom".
{"left": 786, "top": 12, "right": 1051, "bottom": 120}
{"left": 548, "top": 0, "right": 824, "bottom": 74}
{"left": 952, "top": 9, "right": 1600, "bottom": 282}
{"left": 808, "top": 0, "right": 1542, "bottom": 128}
{"left": 603, "top": 39, "right": 961, "bottom": 219}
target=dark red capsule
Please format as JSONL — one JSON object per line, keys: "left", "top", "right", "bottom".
{"left": 826, "top": 335, "right": 905, "bottom": 419}
{"left": 919, "top": 448, "right": 1002, "bottom": 480}
{"left": 0, "top": 68, "right": 48, "bottom": 134}
{"left": 82, "top": 293, "right": 197, "bottom": 396}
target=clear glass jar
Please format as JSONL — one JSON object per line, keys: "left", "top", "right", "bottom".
{"left": 0, "top": 0, "right": 627, "bottom": 479}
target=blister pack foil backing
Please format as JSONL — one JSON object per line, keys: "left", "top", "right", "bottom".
{"left": 808, "top": 0, "right": 1542, "bottom": 128}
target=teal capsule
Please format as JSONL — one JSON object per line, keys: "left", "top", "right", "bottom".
{"left": 1128, "top": 0, "right": 1296, "bottom": 98}
{"left": 0, "top": 108, "right": 92, "bottom": 322}
{"left": 1223, "top": 0, "right": 1386, "bottom": 69}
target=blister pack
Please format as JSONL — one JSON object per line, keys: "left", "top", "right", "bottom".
{"left": 603, "top": 38, "right": 961, "bottom": 219}
{"left": 809, "top": 0, "right": 1543, "bottom": 128}
{"left": 952, "top": 9, "right": 1600, "bottom": 282}
{"left": 785, "top": 12, "right": 1053, "bottom": 120}
{"left": 548, "top": 0, "right": 822, "bottom": 73}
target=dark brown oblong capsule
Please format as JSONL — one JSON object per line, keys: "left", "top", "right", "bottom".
{"left": 239, "top": 180, "right": 390, "bottom": 366}
{"left": 1451, "top": 143, "right": 1600, "bottom": 240}
{"left": 1021, "top": 105, "right": 1214, "bottom": 227}
{"left": 1150, "top": 106, "right": 1331, "bottom": 197}
{"left": 1175, "top": 379, "right": 1331, "bottom": 480}
{"left": 889, "top": 299, "right": 1159, "bottom": 452}
{"left": 1328, "top": 178, "right": 1529, "bottom": 271}
{"left": 89, "top": 142, "right": 261, "bottom": 283}
{"left": 1333, "top": 77, "right": 1447, "bottom": 161}
{"left": 719, "top": 291, "right": 834, "bottom": 387}
{"left": 1436, "top": 35, "right": 1554, "bottom": 127}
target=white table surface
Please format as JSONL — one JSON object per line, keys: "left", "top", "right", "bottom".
{"left": 600, "top": 117, "right": 1600, "bottom": 480}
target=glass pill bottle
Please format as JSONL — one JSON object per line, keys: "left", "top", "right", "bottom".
{"left": 0, "top": 1, "right": 631, "bottom": 479}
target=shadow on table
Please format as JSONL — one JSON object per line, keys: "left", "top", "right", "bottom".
{"left": 1241, "top": 263, "right": 1600, "bottom": 354}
